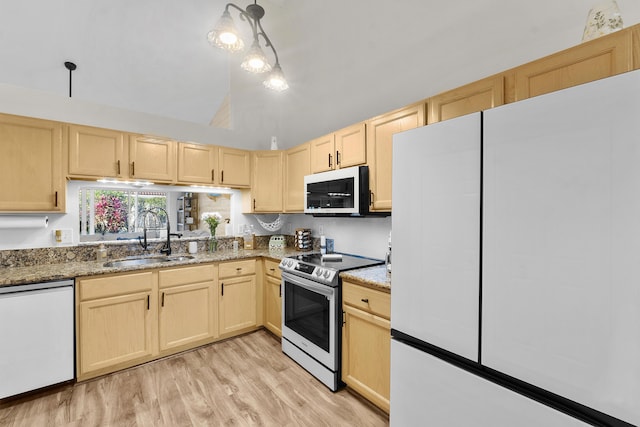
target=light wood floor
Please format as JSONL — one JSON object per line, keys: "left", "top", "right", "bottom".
{"left": 0, "top": 330, "right": 389, "bottom": 426}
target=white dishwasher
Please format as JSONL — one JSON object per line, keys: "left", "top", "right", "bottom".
{"left": 0, "top": 279, "right": 74, "bottom": 399}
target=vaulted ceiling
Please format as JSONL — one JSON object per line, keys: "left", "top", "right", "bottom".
{"left": 1, "top": 0, "right": 638, "bottom": 149}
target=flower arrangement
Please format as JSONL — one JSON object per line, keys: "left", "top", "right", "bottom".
{"left": 201, "top": 212, "right": 223, "bottom": 236}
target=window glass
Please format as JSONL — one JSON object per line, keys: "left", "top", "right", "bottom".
{"left": 79, "top": 188, "right": 167, "bottom": 238}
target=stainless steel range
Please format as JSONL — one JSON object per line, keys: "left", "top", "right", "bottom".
{"left": 279, "top": 252, "right": 384, "bottom": 391}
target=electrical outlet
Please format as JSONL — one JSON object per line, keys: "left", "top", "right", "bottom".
{"left": 319, "top": 225, "right": 324, "bottom": 235}
{"left": 53, "top": 229, "right": 73, "bottom": 245}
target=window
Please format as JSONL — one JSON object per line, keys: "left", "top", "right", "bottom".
{"left": 79, "top": 188, "right": 167, "bottom": 239}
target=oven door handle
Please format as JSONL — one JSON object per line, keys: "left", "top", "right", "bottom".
{"left": 283, "top": 275, "right": 334, "bottom": 298}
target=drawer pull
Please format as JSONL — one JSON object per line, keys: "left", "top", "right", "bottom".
{"left": 236, "top": 267, "right": 242, "bottom": 271}
{"left": 361, "top": 298, "right": 369, "bottom": 303}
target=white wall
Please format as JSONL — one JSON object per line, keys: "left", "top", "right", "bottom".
{"left": 245, "top": 213, "right": 392, "bottom": 261}
{"left": 0, "top": 84, "right": 270, "bottom": 151}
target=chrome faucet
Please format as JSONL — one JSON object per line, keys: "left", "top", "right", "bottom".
{"left": 138, "top": 207, "right": 182, "bottom": 255}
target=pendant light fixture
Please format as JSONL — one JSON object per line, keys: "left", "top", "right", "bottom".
{"left": 208, "top": 1, "right": 289, "bottom": 91}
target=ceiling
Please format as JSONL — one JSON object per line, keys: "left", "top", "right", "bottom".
{"left": 1, "top": 0, "right": 639, "bottom": 150}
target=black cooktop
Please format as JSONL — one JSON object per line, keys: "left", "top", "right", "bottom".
{"left": 291, "top": 253, "right": 384, "bottom": 272}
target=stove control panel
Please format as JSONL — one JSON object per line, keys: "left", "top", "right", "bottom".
{"left": 279, "top": 258, "right": 337, "bottom": 284}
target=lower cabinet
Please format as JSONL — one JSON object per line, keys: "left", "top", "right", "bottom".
{"left": 263, "top": 259, "right": 282, "bottom": 337}
{"left": 158, "top": 264, "right": 217, "bottom": 355}
{"left": 219, "top": 259, "right": 257, "bottom": 337}
{"left": 341, "top": 281, "right": 391, "bottom": 413}
{"left": 76, "top": 271, "right": 158, "bottom": 381}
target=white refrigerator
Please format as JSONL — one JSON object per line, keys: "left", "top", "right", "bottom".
{"left": 391, "top": 69, "right": 640, "bottom": 426}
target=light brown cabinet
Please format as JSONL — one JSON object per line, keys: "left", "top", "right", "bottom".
{"left": 0, "top": 114, "right": 65, "bottom": 212}
{"left": 366, "top": 103, "right": 425, "bottom": 212}
{"left": 219, "top": 259, "right": 257, "bottom": 337}
{"left": 284, "top": 143, "right": 310, "bottom": 212}
{"left": 335, "top": 122, "right": 367, "bottom": 168}
{"left": 310, "top": 123, "right": 366, "bottom": 173}
{"left": 263, "top": 259, "right": 282, "bottom": 337}
{"left": 513, "top": 28, "right": 632, "bottom": 101}
{"left": 128, "top": 134, "right": 177, "bottom": 183}
{"left": 341, "top": 281, "right": 391, "bottom": 413}
{"left": 68, "top": 124, "right": 127, "bottom": 179}
{"left": 158, "top": 264, "right": 217, "bottom": 355}
{"left": 177, "top": 142, "right": 218, "bottom": 185}
{"left": 219, "top": 147, "right": 251, "bottom": 188}
{"left": 244, "top": 151, "right": 283, "bottom": 213}
{"left": 428, "top": 75, "right": 505, "bottom": 124}
{"left": 76, "top": 271, "right": 158, "bottom": 381}
{"left": 309, "top": 133, "right": 335, "bottom": 173}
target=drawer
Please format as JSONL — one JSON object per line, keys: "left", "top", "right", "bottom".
{"left": 219, "top": 259, "right": 256, "bottom": 278}
{"left": 343, "top": 281, "right": 391, "bottom": 319}
{"left": 79, "top": 271, "right": 155, "bottom": 301}
{"left": 159, "top": 264, "right": 215, "bottom": 288}
{"left": 264, "top": 259, "right": 281, "bottom": 279}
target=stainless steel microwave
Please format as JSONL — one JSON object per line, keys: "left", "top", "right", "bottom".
{"left": 304, "top": 166, "right": 371, "bottom": 216}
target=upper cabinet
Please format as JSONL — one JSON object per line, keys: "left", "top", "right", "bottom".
{"left": 335, "top": 123, "right": 367, "bottom": 168}
{"left": 309, "top": 133, "right": 335, "bottom": 173}
{"left": 177, "top": 142, "right": 218, "bottom": 185}
{"left": 68, "top": 125, "right": 127, "bottom": 179}
{"left": 428, "top": 76, "right": 505, "bottom": 124}
{"left": 0, "top": 113, "right": 65, "bottom": 212}
{"left": 366, "top": 103, "right": 425, "bottom": 212}
{"left": 284, "top": 143, "right": 310, "bottom": 212}
{"left": 310, "top": 123, "right": 367, "bottom": 173}
{"left": 218, "top": 147, "right": 251, "bottom": 188}
{"left": 129, "top": 135, "right": 177, "bottom": 183}
{"left": 244, "top": 150, "right": 283, "bottom": 213}
{"left": 513, "top": 28, "right": 632, "bottom": 101}
{"left": 67, "top": 127, "right": 177, "bottom": 183}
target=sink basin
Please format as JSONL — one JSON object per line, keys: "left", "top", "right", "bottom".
{"left": 103, "top": 255, "right": 194, "bottom": 268}
{"left": 166, "top": 255, "right": 195, "bottom": 262}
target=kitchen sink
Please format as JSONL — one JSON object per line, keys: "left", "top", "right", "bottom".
{"left": 103, "top": 255, "right": 194, "bottom": 268}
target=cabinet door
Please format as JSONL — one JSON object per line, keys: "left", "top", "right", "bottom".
{"left": 251, "top": 151, "right": 283, "bottom": 212}
{"left": 218, "top": 147, "right": 250, "bottom": 187}
{"left": 68, "top": 125, "right": 126, "bottom": 178}
{"left": 514, "top": 28, "right": 631, "bottom": 101}
{"left": 159, "top": 281, "right": 216, "bottom": 352}
{"left": 342, "top": 304, "right": 390, "bottom": 412}
{"left": 284, "top": 143, "right": 310, "bottom": 212}
{"left": 78, "top": 291, "right": 156, "bottom": 379}
{"left": 219, "top": 275, "right": 257, "bottom": 336}
{"left": 428, "top": 75, "right": 504, "bottom": 123}
{"left": 367, "top": 103, "right": 425, "bottom": 211}
{"left": 335, "top": 122, "right": 366, "bottom": 168}
{"left": 264, "top": 275, "right": 282, "bottom": 337}
{"left": 129, "top": 135, "right": 176, "bottom": 182}
{"left": 177, "top": 142, "right": 217, "bottom": 184}
{"left": 0, "top": 114, "right": 65, "bottom": 212}
{"left": 310, "top": 133, "right": 335, "bottom": 173}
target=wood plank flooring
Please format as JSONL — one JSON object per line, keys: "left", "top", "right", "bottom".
{"left": 0, "top": 330, "right": 389, "bottom": 426}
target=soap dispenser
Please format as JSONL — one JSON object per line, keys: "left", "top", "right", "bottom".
{"left": 96, "top": 243, "right": 107, "bottom": 262}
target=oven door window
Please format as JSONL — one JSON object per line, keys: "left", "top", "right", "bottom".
{"left": 284, "top": 281, "right": 330, "bottom": 352}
